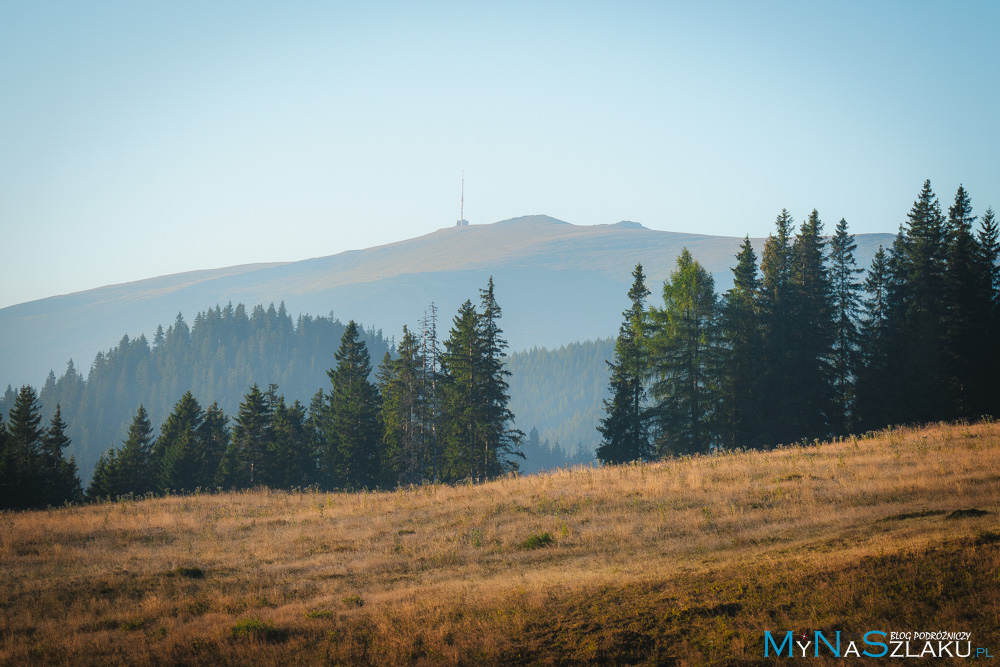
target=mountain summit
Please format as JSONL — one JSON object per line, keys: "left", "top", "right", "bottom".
{"left": 0, "top": 217, "right": 892, "bottom": 386}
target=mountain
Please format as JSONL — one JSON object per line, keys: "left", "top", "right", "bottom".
{"left": 0, "top": 215, "right": 894, "bottom": 387}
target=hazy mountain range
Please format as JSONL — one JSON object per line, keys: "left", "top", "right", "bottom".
{"left": 1, "top": 215, "right": 894, "bottom": 387}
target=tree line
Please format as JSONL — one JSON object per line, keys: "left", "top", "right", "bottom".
{"left": 1, "top": 303, "right": 392, "bottom": 481}
{"left": 0, "top": 280, "right": 522, "bottom": 508}
{"left": 598, "top": 181, "right": 999, "bottom": 463}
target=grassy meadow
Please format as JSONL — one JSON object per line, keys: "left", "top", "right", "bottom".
{"left": 2, "top": 421, "right": 999, "bottom": 665}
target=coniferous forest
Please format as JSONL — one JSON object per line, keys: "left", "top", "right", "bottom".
{"left": 0, "top": 280, "right": 523, "bottom": 508}
{"left": 598, "top": 181, "right": 999, "bottom": 462}
{"left": 2, "top": 180, "right": 998, "bottom": 508}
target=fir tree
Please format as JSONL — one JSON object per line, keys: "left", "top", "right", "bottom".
{"left": 154, "top": 391, "right": 205, "bottom": 492}
{"left": 889, "top": 180, "right": 949, "bottom": 423}
{"left": 40, "top": 405, "right": 82, "bottom": 505}
{"left": 4, "top": 386, "right": 45, "bottom": 508}
{"left": 440, "top": 301, "right": 486, "bottom": 481}
{"left": 477, "top": 277, "right": 523, "bottom": 478}
{"left": 218, "top": 384, "right": 271, "bottom": 488}
{"left": 597, "top": 263, "right": 652, "bottom": 464}
{"left": 787, "top": 209, "right": 835, "bottom": 441}
{"left": 977, "top": 207, "right": 1000, "bottom": 415}
{"left": 90, "top": 404, "right": 157, "bottom": 499}
{"left": 378, "top": 327, "right": 426, "bottom": 486}
{"left": 828, "top": 218, "right": 863, "bottom": 433}
{"left": 324, "top": 321, "right": 381, "bottom": 489}
{"left": 266, "top": 395, "right": 311, "bottom": 489}
{"left": 648, "top": 249, "right": 719, "bottom": 456}
{"left": 856, "top": 246, "right": 893, "bottom": 430}
{"left": 943, "top": 185, "right": 985, "bottom": 417}
{"left": 757, "top": 210, "right": 796, "bottom": 445}
{"left": 718, "top": 238, "right": 764, "bottom": 450}
{"left": 197, "top": 402, "right": 230, "bottom": 488}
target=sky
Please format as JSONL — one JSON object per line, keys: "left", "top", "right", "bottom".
{"left": 1, "top": 1, "right": 998, "bottom": 309}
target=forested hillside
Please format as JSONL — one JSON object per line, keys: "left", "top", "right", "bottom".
{"left": 1, "top": 304, "right": 391, "bottom": 483}
{"left": 1, "top": 299, "right": 603, "bottom": 485}
{"left": 507, "top": 339, "right": 612, "bottom": 468}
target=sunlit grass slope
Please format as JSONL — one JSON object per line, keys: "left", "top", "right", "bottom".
{"left": 2, "top": 422, "right": 999, "bottom": 665}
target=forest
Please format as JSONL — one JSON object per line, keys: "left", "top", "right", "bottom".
{"left": 2, "top": 179, "right": 998, "bottom": 508}
{"left": 597, "top": 180, "right": 999, "bottom": 462}
{"left": 0, "top": 281, "right": 524, "bottom": 508}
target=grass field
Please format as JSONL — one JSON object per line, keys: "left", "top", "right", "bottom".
{"left": 2, "top": 421, "right": 998, "bottom": 665}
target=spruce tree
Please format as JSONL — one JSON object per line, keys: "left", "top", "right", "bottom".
{"left": 0, "top": 413, "right": 12, "bottom": 508}
{"left": 379, "top": 327, "right": 426, "bottom": 486}
{"left": 943, "top": 185, "right": 985, "bottom": 417}
{"left": 218, "top": 384, "right": 271, "bottom": 488}
{"left": 977, "top": 207, "right": 1000, "bottom": 415}
{"left": 828, "top": 218, "right": 863, "bottom": 433}
{"left": 477, "top": 277, "right": 523, "bottom": 478}
{"left": 267, "top": 395, "right": 311, "bottom": 489}
{"left": 40, "top": 406, "right": 82, "bottom": 505}
{"left": 597, "top": 263, "right": 652, "bottom": 464}
{"left": 439, "top": 301, "right": 485, "bottom": 481}
{"left": 648, "top": 249, "right": 719, "bottom": 456}
{"left": 90, "top": 404, "right": 157, "bottom": 498}
{"left": 5, "top": 386, "right": 45, "bottom": 508}
{"left": 757, "top": 210, "right": 796, "bottom": 445}
{"left": 787, "top": 209, "right": 835, "bottom": 441}
{"left": 856, "top": 246, "right": 893, "bottom": 430}
{"left": 197, "top": 402, "right": 229, "bottom": 488}
{"left": 324, "top": 321, "right": 381, "bottom": 489}
{"left": 890, "top": 180, "right": 949, "bottom": 423}
{"left": 154, "top": 391, "right": 205, "bottom": 492}
{"left": 718, "top": 239, "right": 764, "bottom": 450}
{"left": 419, "top": 304, "right": 442, "bottom": 481}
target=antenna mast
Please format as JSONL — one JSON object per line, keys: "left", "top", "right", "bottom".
{"left": 456, "top": 171, "right": 468, "bottom": 226}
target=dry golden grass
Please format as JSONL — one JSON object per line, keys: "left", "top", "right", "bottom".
{"left": 2, "top": 421, "right": 999, "bottom": 665}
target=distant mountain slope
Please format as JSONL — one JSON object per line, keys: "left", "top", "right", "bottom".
{"left": 0, "top": 216, "right": 894, "bottom": 386}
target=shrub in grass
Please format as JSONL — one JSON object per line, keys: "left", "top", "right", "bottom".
{"left": 120, "top": 617, "right": 146, "bottom": 631}
{"left": 342, "top": 594, "right": 364, "bottom": 607}
{"left": 520, "top": 531, "right": 554, "bottom": 550}
{"left": 172, "top": 566, "right": 205, "bottom": 579}
{"left": 229, "top": 617, "right": 286, "bottom": 643}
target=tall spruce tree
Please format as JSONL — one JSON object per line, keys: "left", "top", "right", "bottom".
{"left": 40, "top": 406, "right": 82, "bottom": 505}
{"left": 719, "top": 239, "right": 764, "bottom": 450}
{"left": 266, "top": 395, "right": 312, "bottom": 489}
{"left": 787, "top": 209, "right": 835, "bottom": 441}
{"left": 890, "top": 180, "right": 949, "bottom": 423}
{"left": 758, "top": 210, "right": 796, "bottom": 445}
{"left": 943, "top": 185, "right": 986, "bottom": 417}
{"left": 477, "top": 277, "right": 523, "bottom": 478}
{"left": 88, "top": 404, "right": 157, "bottom": 499}
{"left": 648, "top": 249, "right": 719, "bottom": 456}
{"left": 154, "top": 391, "right": 205, "bottom": 492}
{"left": 977, "top": 207, "right": 1000, "bottom": 416}
{"left": 198, "top": 402, "right": 230, "bottom": 488}
{"left": 379, "top": 327, "right": 426, "bottom": 486}
{"left": 439, "top": 301, "right": 485, "bottom": 481}
{"left": 828, "top": 218, "right": 863, "bottom": 433}
{"left": 323, "top": 321, "right": 381, "bottom": 489}
{"left": 218, "top": 384, "right": 271, "bottom": 488}
{"left": 856, "top": 246, "right": 894, "bottom": 430}
{"left": 597, "top": 263, "right": 652, "bottom": 464}
{"left": 4, "top": 386, "right": 45, "bottom": 508}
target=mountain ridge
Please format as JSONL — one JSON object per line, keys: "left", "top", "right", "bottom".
{"left": 1, "top": 216, "right": 894, "bottom": 387}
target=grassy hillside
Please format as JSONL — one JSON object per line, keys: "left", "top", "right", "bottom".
{"left": 2, "top": 421, "right": 998, "bottom": 665}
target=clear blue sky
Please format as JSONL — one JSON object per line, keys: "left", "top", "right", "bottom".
{"left": 1, "top": 1, "right": 998, "bottom": 309}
